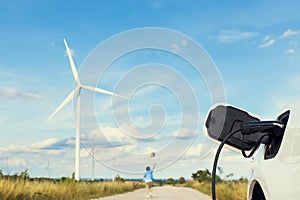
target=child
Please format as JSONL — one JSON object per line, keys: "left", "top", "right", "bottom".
{"left": 143, "top": 162, "right": 156, "bottom": 199}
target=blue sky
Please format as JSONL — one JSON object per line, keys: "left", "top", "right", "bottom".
{"left": 0, "top": 0, "right": 300, "bottom": 179}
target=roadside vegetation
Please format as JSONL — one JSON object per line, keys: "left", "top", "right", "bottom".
{"left": 184, "top": 168, "right": 247, "bottom": 200}
{"left": 0, "top": 170, "right": 143, "bottom": 200}
{"left": 183, "top": 180, "right": 247, "bottom": 200}
{"left": 163, "top": 168, "right": 247, "bottom": 200}
{"left": 0, "top": 168, "right": 248, "bottom": 200}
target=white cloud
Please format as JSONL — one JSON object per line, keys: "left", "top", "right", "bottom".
{"left": 171, "top": 40, "right": 188, "bottom": 53}
{"left": 289, "top": 41, "right": 298, "bottom": 47}
{"left": 185, "top": 143, "right": 212, "bottom": 157}
{"left": 259, "top": 39, "right": 275, "bottom": 48}
{"left": 82, "top": 125, "right": 137, "bottom": 150}
{"left": 0, "top": 139, "right": 69, "bottom": 157}
{"left": 7, "top": 158, "right": 26, "bottom": 167}
{"left": 286, "top": 49, "right": 295, "bottom": 54}
{"left": 43, "top": 149, "right": 67, "bottom": 156}
{"left": 0, "top": 125, "right": 136, "bottom": 160}
{"left": 0, "top": 87, "right": 46, "bottom": 101}
{"left": 31, "top": 138, "right": 60, "bottom": 149}
{"left": 262, "top": 35, "right": 271, "bottom": 42}
{"left": 217, "top": 29, "right": 259, "bottom": 43}
{"left": 279, "top": 29, "right": 300, "bottom": 39}
{"left": 172, "top": 128, "right": 199, "bottom": 140}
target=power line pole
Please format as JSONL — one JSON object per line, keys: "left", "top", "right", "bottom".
{"left": 6, "top": 156, "right": 9, "bottom": 174}
{"left": 92, "top": 147, "right": 94, "bottom": 181}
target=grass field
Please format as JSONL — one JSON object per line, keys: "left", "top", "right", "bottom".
{"left": 0, "top": 170, "right": 247, "bottom": 200}
{"left": 183, "top": 180, "right": 248, "bottom": 200}
{"left": 0, "top": 178, "right": 144, "bottom": 200}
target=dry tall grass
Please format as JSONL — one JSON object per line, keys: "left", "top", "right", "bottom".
{"left": 183, "top": 180, "right": 247, "bottom": 200}
{"left": 0, "top": 179, "right": 143, "bottom": 200}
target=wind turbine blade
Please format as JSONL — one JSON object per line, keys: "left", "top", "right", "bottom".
{"left": 63, "top": 38, "right": 81, "bottom": 86}
{"left": 47, "top": 87, "right": 79, "bottom": 121}
{"left": 81, "top": 85, "right": 127, "bottom": 99}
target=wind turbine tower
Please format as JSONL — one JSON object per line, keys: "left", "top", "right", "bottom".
{"left": 47, "top": 39, "right": 125, "bottom": 181}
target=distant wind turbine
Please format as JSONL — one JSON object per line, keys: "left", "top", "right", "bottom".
{"left": 47, "top": 39, "right": 126, "bottom": 181}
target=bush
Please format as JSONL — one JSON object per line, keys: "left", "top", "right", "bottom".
{"left": 178, "top": 177, "right": 186, "bottom": 184}
{"left": 165, "top": 178, "right": 175, "bottom": 185}
{"left": 191, "top": 169, "right": 212, "bottom": 182}
{"left": 192, "top": 169, "right": 222, "bottom": 183}
{"left": 114, "top": 175, "right": 125, "bottom": 182}
{"left": 239, "top": 176, "right": 248, "bottom": 182}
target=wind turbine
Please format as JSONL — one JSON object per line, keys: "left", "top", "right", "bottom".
{"left": 47, "top": 39, "right": 125, "bottom": 181}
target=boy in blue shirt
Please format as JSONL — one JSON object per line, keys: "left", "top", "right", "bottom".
{"left": 144, "top": 162, "right": 156, "bottom": 198}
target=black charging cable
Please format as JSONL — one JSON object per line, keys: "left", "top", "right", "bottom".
{"left": 241, "top": 133, "right": 271, "bottom": 158}
{"left": 212, "top": 129, "right": 241, "bottom": 200}
{"left": 211, "top": 130, "right": 271, "bottom": 200}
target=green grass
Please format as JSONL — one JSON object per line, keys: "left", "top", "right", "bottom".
{"left": 0, "top": 179, "right": 144, "bottom": 200}
{"left": 182, "top": 180, "right": 248, "bottom": 200}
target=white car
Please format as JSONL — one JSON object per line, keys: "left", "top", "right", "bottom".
{"left": 204, "top": 103, "right": 300, "bottom": 200}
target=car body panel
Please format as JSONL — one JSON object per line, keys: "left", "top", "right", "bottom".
{"left": 248, "top": 104, "right": 300, "bottom": 200}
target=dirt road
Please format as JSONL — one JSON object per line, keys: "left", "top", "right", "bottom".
{"left": 93, "top": 186, "right": 211, "bottom": 200}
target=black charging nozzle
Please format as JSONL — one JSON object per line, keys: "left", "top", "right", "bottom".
{"left": 241, "top": 121, "right": 285, "bottom": 145}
